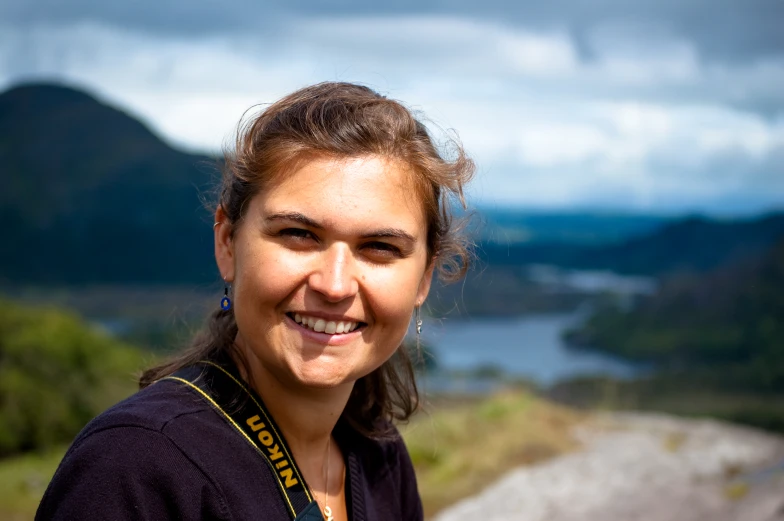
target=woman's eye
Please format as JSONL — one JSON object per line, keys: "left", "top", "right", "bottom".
{"left": 363, "top": 242, "right": 402, "bottom": 258}
{"left": 279, "top": 228, "right": 315, "bottom": 241}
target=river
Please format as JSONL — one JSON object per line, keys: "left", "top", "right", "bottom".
{"left": 419, "top": 311, "right": 643, "bottom": 389}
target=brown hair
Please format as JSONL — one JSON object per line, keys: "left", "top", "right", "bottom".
{"left": 140, "top": 82, "right": 474, "bottom": 438}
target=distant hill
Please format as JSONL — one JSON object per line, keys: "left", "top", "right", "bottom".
{"left": 429, "top": 211, "right": 784, "bottom": 317}
{"left": 0, "top": 82, "right": 217, "bottom": 284}
{"left": 478, "top": 212, "right": 784, "bottom": 276}
{"left": 2, "top": 81, "right": 782, "bottom": 288}
{"left": 474, "top": 208, "right": 669, "bottom": 245}
{"left": 565, "top": 236, "right": 784, "bottom": 393}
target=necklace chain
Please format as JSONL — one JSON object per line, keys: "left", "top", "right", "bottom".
{"left": 323, "top": 438, "right": 334, "bottom": 521}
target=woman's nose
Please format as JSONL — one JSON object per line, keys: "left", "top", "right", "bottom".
{"left": 308, "top": 243, "right": 359, "bottom": 302}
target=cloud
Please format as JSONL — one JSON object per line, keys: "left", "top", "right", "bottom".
{"left": 3, "top": 0, "right": 783, "bottom": 63}
{"left": 0, "top": 6, "right": 782, "bottom": 213}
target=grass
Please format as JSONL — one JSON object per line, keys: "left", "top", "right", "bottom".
{"left": 548, "top": 376, "right": 784, "bottom": 433}
{"left": 0, "top": 446, "right": 66, "bottom": 521}
{"left": 402, "top": 389, "right": 584, "bottom": 518}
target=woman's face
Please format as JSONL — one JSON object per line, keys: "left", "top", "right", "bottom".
{"left": 215, "top": 155, "right": 433, "bottom": 390}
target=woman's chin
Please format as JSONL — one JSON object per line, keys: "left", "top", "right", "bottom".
{"left": 287, "top": 360, "right": 360, "bottom": 390}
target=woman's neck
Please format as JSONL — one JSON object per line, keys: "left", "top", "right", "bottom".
{"left": 228, "top": 340, "right": 351, "bottom": 519}
{"left": 229, "top": 343, "right": 353, "bottom": 457}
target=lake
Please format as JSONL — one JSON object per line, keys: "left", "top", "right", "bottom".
{"left": 419, "top": 311, "right": 643, "bottom": 388}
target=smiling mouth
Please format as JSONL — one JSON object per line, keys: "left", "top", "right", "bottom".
{"left": 286, "top": 313, "right": 367, "bottom": 335}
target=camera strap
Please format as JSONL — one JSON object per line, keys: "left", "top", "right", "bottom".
{"left": 164, "top": 360, "right": 322, "bottom": 520}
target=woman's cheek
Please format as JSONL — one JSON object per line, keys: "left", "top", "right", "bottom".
{"left": 369, "top": 262, "right": 423, "bottom": 293}
{"left": 241, "top": 246, "right": 304, "bottom": 300}
{"left": 368, "top": 285, "right": 418, "bottom": 324}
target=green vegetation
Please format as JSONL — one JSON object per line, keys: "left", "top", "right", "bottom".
{"left": 402, "top": 390, "right": 583, "bottom": 517}
{"left": 549, "top": 375, "right": 784, "bottom": 431}
{"left": 0, "top": 445, "right": 65, "bottom": 521}
{"left": 0, "top": 299, "right": 148, "bottom": 456}
{"left": 0, "top": 299, "right": 149, "bottom": 518}
{"left": 566, "top": 238, "right": 784, "bottom": 390}
{"left": 560, "top": 237, "right": 784, "bottom": 430}
{"left": 12, "top": 285, "right": 214, "bottom": 353}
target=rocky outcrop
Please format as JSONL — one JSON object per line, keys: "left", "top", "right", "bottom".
{"left": 435, "top": 413, "right": 784, "bottom": 521}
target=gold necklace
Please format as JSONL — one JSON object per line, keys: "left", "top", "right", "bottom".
{"left": 322, "top": 438, "right": 334, "bottom": 521}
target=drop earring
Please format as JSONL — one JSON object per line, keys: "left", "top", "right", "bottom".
{"left": 220, "top": 280, "right": 232, "bottom": 311}
{"left": 415, "top": 305, "right": 423, "bottom": 350}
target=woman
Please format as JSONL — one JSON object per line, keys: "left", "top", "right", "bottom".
{"left": 36, "top": 82, "right": 474, "bottom": 520}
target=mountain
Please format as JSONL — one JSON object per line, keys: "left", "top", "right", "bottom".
{"left": 478, "top": 212, "right": 784, "bottom": 276}
{"left": 0, "top": 82, "right": 218, "bottom": 284}
{"left": 429, "top": 211, "right": 784, "bottom": 317}
{"left": 2, "top": 81, "right": 782, "bottom": 288}
{"left": 474, "top": 208, "right": 669, "bottom": 245}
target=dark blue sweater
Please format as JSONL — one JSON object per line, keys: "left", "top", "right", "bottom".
{"left": 36, "top": 378, "right": 424, "bottom": 520}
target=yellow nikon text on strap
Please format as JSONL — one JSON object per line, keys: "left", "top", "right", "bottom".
{"left": 246, "top": 415, "right": 299, "bottom": 488}
{"left": 162, "top": 359, "right": 322, "bottom": 520}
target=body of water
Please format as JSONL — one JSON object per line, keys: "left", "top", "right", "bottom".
{"left": 420, "top": 311, "right": 643, "bottom": 387}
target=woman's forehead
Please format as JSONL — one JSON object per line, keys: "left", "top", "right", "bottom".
{"left": 254, "top": 155, "right": 427, "bottom": 233}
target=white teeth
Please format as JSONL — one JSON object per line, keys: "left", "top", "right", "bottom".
{"left": 291, "top": 314, "right": 359, "bottom": 334}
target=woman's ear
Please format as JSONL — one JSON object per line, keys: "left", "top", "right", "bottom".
{"left": 415, "top": 259, "right": 437, "bottom": 306}
{"left": 214, "top": 207, "right": 235, "bottom": 282}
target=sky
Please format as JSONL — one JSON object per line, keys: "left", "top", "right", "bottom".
{"left": 1, "top": 0, "right": 783, "bottom": 214}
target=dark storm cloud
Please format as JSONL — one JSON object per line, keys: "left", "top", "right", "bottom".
{"left": 3, "top": 0, "right": 783, "bottom": 63}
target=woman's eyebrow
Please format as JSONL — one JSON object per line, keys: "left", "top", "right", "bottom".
{"left": 265, "top": 212, "right": 416, "bottom": 243}
{"left": 264, "top": 212, "right": 323, "bottom": 229}
{"left": 360, "top": 228, "right": 416, "bottom": 243}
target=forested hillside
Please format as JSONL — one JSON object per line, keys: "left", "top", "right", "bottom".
{"left": 565, "top": 237, "right": 784, "bottom": 393}
{"left": 479, "top": 213, "right": 784, "bottom": 276}
{"left": 0, "top": 83, "right": 217, "bottom": 284}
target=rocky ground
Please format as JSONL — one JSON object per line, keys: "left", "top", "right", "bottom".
{"left": 434, "top": 413, "right": 784, "bottom": 521}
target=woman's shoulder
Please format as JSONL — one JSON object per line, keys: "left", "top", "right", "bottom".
{"left": 38, "top": 377, "right": 311, "bottom": 520}
{"left": 36, "top": 380, "right": 233, "bottom": 520}
{"left": 74, "top": 377, "right": 211, "bottom": 443}
{"left": 56, "top": 377, "right": 231, "bottom": 486}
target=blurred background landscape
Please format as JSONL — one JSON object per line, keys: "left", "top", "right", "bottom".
{"left": 1, "top": 0, "right": 783, "bottom": 519}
